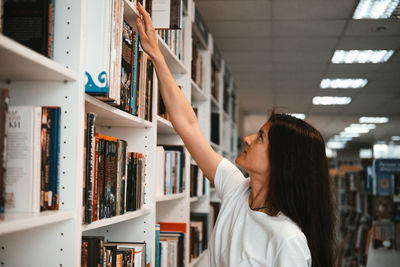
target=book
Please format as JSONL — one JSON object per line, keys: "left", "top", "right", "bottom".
{"left": 152, "top": 0, "right": 171, "bottom": 29}
{"left": 6, "top": 106, "right": 42, "bottom": 212}
{"left": 0, "top": 89, "right": 9, "bottom": 214}
{"left": 169, "top": 0, "right": 182, "bottom": 29}
{"left": 120, "top": 20, "right": 134, "bottom": 113}
{"left": 155, "top": 224, "right": 161, "bottom": 267}
{"left": 190, "top": 212, "right": 209, "bottom": 251}
{"left": 85, "top": 113, "right": 96, "bottom": 224}
{"left": 2, "top": 0, "right": 55, "bottom": 58}
{"left": 394, "top": 202, "right": 400, "bottom": 222}
{"left": 85, "top": 0, "right": 113, "bottom": 99}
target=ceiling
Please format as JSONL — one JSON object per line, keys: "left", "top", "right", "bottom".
{"left": 195, "top": 0, "right": 400, "bottom": 148}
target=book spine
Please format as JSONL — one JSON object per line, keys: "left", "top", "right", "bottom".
{"left": 0, "top": 89, "right": 9, "bottom": 213}
{"left": 98, "top": 137, "right": 105, "bottom": 219}
{"left": 85, "top": 113, "right": 96, "bottom": 223}
{"left": 92, "top": 136, "right": 99, "bottom": 222}
{"left": 41, "top": 107, "right": 51, "bottom": 211}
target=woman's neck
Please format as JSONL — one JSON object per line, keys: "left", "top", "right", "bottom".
{"left": 248, "top": 172, "right": 269, "bottom": 211}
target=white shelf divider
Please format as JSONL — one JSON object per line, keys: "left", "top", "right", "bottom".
{"left": 156, "top": 193, "right": 186, "bottom": 202}
{"left": 0, "top": 211, "right": 74, "bottom": 236}
{"left": 191, "top": 80, "right": 207, "bottom": 102}
{"left": 81, "top": 206, "right": 152, "bottom": 232}
{"left": 85, "top": 94, "right": 153, "bottom": 128}
{"left": 0, "top": 34, "right": 79, "bottom": 81}
{"left": 157, "top": 115, "right": 176, "bottom": 134}
{"left": 157, "top": 36, "right": 187, "bottom": 74}
{"left": 190, "top": 249, "right": 208, "bottom": 267}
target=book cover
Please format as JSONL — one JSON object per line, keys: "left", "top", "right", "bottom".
{"left": 40, "top": 107, "right": 51, "bottom": 211}
{"left": 85, "top": 0, "right": 112, "bottom": 97}
{"left": 6, "top": 106, "right": 41, "bottom": 212}
{"left": 376, "top": 174, "right": 393, "bottom": 196}
{"left": 121, "top": 20, "right": 134, "bottom": 113}
{"left": 0, "top": 89, "right": 9, "bottom": 214}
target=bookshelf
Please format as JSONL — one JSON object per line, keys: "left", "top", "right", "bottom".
{"left": 0, "top": 0, "right": 238, "bottom": 266}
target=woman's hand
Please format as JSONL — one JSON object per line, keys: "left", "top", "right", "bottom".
{"left": 135, "top": 3, "right": 162, "bottom": 62}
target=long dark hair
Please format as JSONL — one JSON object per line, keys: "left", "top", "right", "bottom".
{"left": 266, "top": 113, "right": 336, "bottom": 267}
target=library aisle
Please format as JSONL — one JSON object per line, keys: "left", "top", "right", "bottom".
{"left": 1, "top": 0, "right": 400, "bottom": 267}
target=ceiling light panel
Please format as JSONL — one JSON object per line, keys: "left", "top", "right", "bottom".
{"left": 312, "top": 96, "right": 352, "bottom": 105}
{"left": 353, "top": 0, "right": 400, "bottom": 19}
{"left": 320, "top": 79, "right": 368, "bottom": 89}
{"left": 359, "top": 117, "right": 389, "bottom": 123}
{"left": 287, "top": 113, "right": 306, "bottom": 119}
{"left": 331, "top": 50, "right": 394, "bottom": 64}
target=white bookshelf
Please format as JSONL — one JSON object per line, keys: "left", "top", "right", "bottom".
{"left": 0, "top": 0, "right": 238, "bottom": 266}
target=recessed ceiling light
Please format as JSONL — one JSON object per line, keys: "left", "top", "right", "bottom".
{"left": 360, "top": 148, "right": 373, "bottom": 158}
{"left": 350, "top": 123, "right": 376, "bottom": 130}
{"left": 331, "top": 50, "right": 394, "bottom": 64}
{"left": 340, "top": 132, "right": 361, "bottom": 138}
{"left": 312, "top": 96, "right": 352, "bottom": 105}
{"left": 320, "top": 79, "right": 368, "bottom": 89}
{"left": 332, "top": 135, "right": 353, "bottom": 142}
{"left": 327, "top": 141, "right": 346, "bottom": 149}
{"left": 345, "top": 126, "right": 370, "bottom": 134}
{"left": 359, "top": 117, "right": 389, "bottom": 123}
{"left": 353, "top": 0, "right": 400, "bottom": 19}
{"left": 287, "top": 113, "right": 306, "bottom": 120}
{"left": 392, "top": 136, "right": 400, "bottom": 141}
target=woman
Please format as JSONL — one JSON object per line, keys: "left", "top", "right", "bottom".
{"left": 136, "top": 3, "right": 336, "bottom": 267}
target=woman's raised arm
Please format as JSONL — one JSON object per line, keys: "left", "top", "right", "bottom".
{"left": 135, "top": 3, "right": 222, "bottom": 183}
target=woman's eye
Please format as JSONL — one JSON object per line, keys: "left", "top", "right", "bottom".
{"left": 257, "top": 134, "right": 263, "bottom": 141}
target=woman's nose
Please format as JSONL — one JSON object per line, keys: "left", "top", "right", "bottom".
{"left": 243, "top": 135, "right": 253, "bottom": 145}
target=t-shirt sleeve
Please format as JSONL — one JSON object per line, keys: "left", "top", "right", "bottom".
{"left": 214, "top": 158, "right": 246, "bottom": 200}
{"left": 274, "top": 235, "right": 312, "bottom": 267}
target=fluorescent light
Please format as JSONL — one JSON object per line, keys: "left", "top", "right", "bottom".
{"left": 359, "top": 117, "right": 389, "bottom": 123}
{"left": 331, "top": 50, "right": 394, "bottom": 64}
{"left": 392, "top": 136, "right": 400, "bottom": 141}
{"left": 345, "top": 126, "right": 370, "bottom": 134}
{"left": 360, "top": 148, "right": 373, "bottom": 158}
{"left": 320, "top": 79, "right": 368, "bottom": 89}
{"left": 350, "top": 123, "right": 376, "bottom": 130}
{"left": 325, "top": 148, "right": 337, "bottom": 158}
{"left": 374, "top": 143, "right": 388, "bottom": 152}
{"left": 353, "top": 0, "right": 400, "bottom": 19}
{"left": 312, "top": 96, "right": 352, "bottom": 105}
{"left": 332, "top": 135, "right": 353, "bottom": 141}
{"left": 287, "top": 113, "right": 306, "bottom": 120}
{"left": 340, "top": 132, "right": 361, "bottom": 138}
{"left": 327, "top": 141, "right": 346, "bottom": 149}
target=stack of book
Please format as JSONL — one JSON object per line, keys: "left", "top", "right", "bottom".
{"left": 190, "top": 164, "right": 206, "bottom": 198}
{"left": 81, "top": 236, "right": 147, "bottom": 267}
{"left": 155, "top": 145, "right": 185, "bottom": 197}
{"left": 83, "top": 112, "right": 146, "bottom": 225}
{"left": 4, "top": 105, "right": 61, "bottom": 213}
{"left": 189, "top": 213, "right": 209, "bottom": 262}
{"left": 85, "top": 2, "right": 153, "bottom": 121}
{"left": 155, "top": 222, "right": 186, "bottom": 267}
{"left": 158, "top": 29, "right": 184, "bottom": 61}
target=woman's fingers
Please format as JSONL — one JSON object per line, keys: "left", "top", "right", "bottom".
{"left": 136, "top": 17, "right": 146, "bottom": 39}
{"left": 137, "top": 3, "right": 153, "bottom": 30}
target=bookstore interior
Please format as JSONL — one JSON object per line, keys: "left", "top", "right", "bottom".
{"left": 0, "top": 0, "right": 399, "bottom": 266}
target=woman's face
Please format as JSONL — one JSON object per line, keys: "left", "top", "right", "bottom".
{"left": 236, "top": 122, "right": 270, "bottom": 176}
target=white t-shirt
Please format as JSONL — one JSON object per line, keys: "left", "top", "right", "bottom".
{"left": 208, "top": 159, "right": 312, "bottom": 267}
